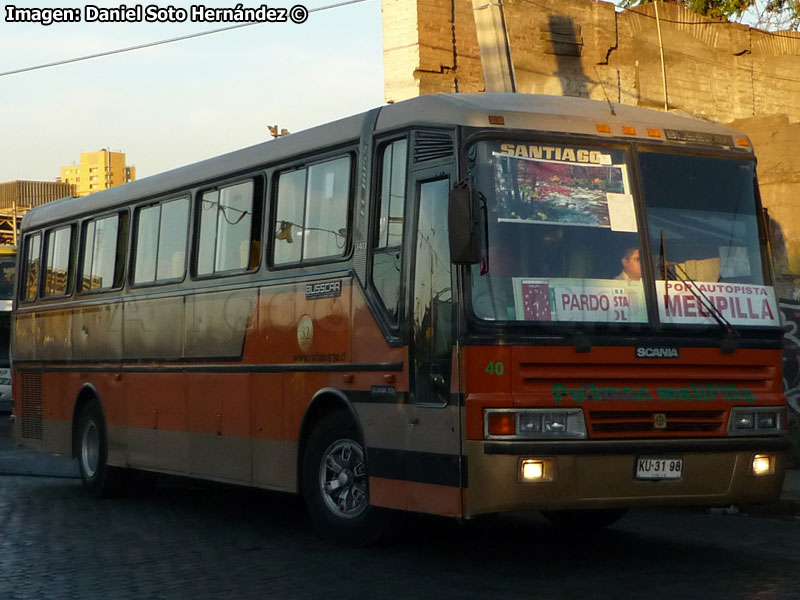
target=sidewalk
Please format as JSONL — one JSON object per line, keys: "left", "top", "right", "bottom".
{"left": 0, "top": 417, "right": 79, "bottom": 479}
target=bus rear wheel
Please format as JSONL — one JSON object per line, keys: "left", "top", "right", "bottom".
{"left": 301, "top": 411, "right": 387, "bottom": 545}
{"left": 76, "top": 400, "right": 124, "bottom": 497}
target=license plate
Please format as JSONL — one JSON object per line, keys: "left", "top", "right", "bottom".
{"left": 636, "top": 457, "right": 683, "bottom": 480}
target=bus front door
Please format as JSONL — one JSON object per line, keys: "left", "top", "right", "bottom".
{"left": 406, "top": 169, "right": 463, "bottom": 515}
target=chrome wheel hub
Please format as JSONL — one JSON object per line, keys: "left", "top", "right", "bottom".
{"left": 319, "top": 439, "right": 368, "bottom": 519}
{"left": 81, "top": 421, "right": 100, "bottom": 478}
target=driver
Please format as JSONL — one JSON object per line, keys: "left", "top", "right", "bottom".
{"left": 616, "top": 247, "right": 641, "bottom": 281}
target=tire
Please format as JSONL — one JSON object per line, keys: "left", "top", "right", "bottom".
{"left": 542, "top": 508, "right": 628, "bottom": 530}
{"left": 301, "top": 411, "right": 387, "bottom": 545}
{"left": 76, "top": 400, "right": 124, "bottom": 497}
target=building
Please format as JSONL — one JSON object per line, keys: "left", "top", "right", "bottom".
{"left": 0, "top": 180, "right": 75, "bottom": 245}
{"left": 60, "top": 149, "right": 135, "bottom": 197}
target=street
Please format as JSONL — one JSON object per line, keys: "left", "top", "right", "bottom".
{"left": 2, "top": 417, "right": 799, "bottom": 600}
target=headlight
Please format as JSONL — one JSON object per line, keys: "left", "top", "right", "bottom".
{"left": 728, "top": 407, "right": 784, "bottom": 436}
{"left": 485, "top": 409, "right": 587, "bottom": 440}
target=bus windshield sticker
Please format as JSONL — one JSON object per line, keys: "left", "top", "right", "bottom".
{"left": 606, "top": 192, "right": 637, "bottom": 232}
{"left": 513, "top": 277, "right": 647, "bottom": 324}
{"left": 492, "top": 151, "right": 628, "bottom": 228}
{"left": 657, "top": 281, "right": 779, "bottom": 327}
{"left": 498, "top": 144, "right": 612, "bottom": 165}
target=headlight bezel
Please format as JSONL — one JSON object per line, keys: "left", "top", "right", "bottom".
{"left": 484, "top": 408, "right": 587, "bottom": 440}
{"left": 728, "top": 407, "right": 784, "bottom": 436}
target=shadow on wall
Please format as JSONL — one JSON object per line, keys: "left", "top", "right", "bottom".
{"left": 548, "top": 15, "right": 591, "bottom": 98}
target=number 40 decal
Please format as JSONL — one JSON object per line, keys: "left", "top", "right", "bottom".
{"left": 485, "top": 361, "right": 505, "bottom": 376}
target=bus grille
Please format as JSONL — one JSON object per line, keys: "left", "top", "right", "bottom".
{"left": 589, "top": 410, "right": 726, "bottom": 436}
{"left": 515, "top": 351, "right": 779, "bottom": 439}
{"left": 20, "top": 372, "right": 43, "bottom": 440}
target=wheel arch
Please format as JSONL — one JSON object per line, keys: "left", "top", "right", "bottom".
{"left": 296, "top": 387, "right": 363, "bottom": 494}
{"left": 71, "top": 383, "right": 104, "bottom": 459}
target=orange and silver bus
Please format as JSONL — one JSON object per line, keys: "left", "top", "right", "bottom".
{"left": 11, "top": 94, "right": 788, "bottom": 542}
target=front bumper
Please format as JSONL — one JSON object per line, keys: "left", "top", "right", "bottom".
{"left": 464, "top": 437, "right": 790, "bottom": 517}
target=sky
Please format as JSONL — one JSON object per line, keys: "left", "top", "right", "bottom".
{"left": 0, "top": 0, "right": 385, "bottom": 182}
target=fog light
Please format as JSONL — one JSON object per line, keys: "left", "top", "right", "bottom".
{"left": 751, "top": 454, "right": 775, "bottom": 476}
{"left": 522, "top": 460, "right": 543, "bottom": 480}
{"left": 520, "top": 459, "right": 553, "bottom": 482}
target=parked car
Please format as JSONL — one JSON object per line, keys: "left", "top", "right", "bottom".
{"left": 0, "top": 367, "right": 11, "bottom": 414}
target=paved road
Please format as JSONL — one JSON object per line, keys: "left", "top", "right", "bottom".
{"left": 2, "top": 417, "right": 800, "bottom": 600}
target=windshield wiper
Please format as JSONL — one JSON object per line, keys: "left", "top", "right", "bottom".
{"left": 659, "top": 230, "right": 738, "bottom": 352}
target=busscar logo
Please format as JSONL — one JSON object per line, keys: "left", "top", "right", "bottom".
{"left": 635, "top": 347, "right": 680, "bottom": 359}
{"left": 305, "top": 280, "right": 342, "bottom": 300}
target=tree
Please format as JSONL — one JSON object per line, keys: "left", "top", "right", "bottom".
{"left": 617, "top": 1, "right": 800, "bottom": 30}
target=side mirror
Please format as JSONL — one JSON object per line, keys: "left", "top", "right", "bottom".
{"left": 448, "top": 179, "right": 482, "bottom": 265}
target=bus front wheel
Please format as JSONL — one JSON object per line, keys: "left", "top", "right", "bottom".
{"left": 301, "top": 411, "right": 387, "bottom": 545}
{"left": 76, "top": 400, "right": 123, "bottom": 497}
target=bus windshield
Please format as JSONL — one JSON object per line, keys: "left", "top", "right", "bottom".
{"left": 640, "top": 152, "right": 776, "bottom": 327}
{"left": 468, "top": 140, "right": 778, "bottom": 329}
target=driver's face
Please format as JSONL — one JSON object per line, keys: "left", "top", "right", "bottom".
{"left": 623, "top": 249, "right": 641, "bottom": 280}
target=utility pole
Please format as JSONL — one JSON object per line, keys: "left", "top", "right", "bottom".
{"left": 471, "top": 0, "right": 517, "bottom": 93}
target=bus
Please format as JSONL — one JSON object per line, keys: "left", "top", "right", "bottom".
{"left": 0, "top": 245, "right": 15, "bottom": 413}
{"left": 11, "top": 93, "right": 789, "bottom": 542}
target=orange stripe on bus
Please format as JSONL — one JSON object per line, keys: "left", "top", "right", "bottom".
{"left": 369, "top": 476, "right": 462, "bottom": 517}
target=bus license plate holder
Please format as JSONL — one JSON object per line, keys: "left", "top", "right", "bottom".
{"left": 635, "top": 456, "right": 683, "bottom": 480}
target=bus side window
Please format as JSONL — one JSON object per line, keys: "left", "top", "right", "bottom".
{"left": 272, "top": 156, "right": 351, "bottom": 266}
{"left": 273, "top": 170, "right": 306, "bottom": 265}
{"left": 80, "top": 214, "right": 121, "bottom": 292}
{"left": 22, "top": 233, "right": 41, "bottom": 302}
{"left": 134, "top": 197, "right": 189, "bottom": 285}
{"left": 197, "top": 181, "right": 257, "bottom": 276}
{"left": 372, "top": 139, "right": 407, "bottom": 323}
{"left": 43, "top": 226, "right": 73, "bottom": 297}
{"left": 305, "top": 157, "right": 350, "bottom": 261}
